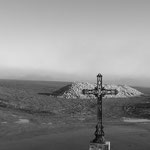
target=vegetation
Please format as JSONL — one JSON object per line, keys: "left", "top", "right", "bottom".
{"left": 0, "top": 79, "right": 149, "bottom": 140}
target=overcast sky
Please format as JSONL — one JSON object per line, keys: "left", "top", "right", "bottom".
{"left": 0, "top": 0, "right": 150, "bottom": 86}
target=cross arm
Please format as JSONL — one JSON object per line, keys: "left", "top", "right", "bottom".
{"left": 102, "top": 88, "right": 118, "bottom": 96}
{"left": 82, "top": 87, "right": 118, "bottom": 97}
{"left": 82, "top": 88, "right": 97, "bottom": 96}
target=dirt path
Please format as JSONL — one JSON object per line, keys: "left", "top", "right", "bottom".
{"left": 0, "top": 122, "right": 150, "bottom": 150}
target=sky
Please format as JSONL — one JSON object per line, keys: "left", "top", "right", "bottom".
{"left": 0, "top": 0, "right": 150, "bottom": 87}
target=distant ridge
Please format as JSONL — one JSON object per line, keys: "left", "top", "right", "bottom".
{"left": 51, "top": 82, "right": 143, "bottom": 99}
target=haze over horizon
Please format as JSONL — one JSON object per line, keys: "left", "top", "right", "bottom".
{"left": 0, "top": 0, "right": 150, "bottom": 87}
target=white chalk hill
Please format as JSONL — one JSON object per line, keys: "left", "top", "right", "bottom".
{"left": 52, "top": 82, "right": 143, "bottom": 99}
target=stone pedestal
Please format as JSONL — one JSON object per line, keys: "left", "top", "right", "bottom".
{"left": 89, "top": 141, "right": 110, "bottom": 150}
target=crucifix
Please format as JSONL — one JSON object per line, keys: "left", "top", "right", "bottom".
{"left": 82, "top": 73, "right": 118, "bottom": 150}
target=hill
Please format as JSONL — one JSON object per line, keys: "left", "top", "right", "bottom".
{"left": 51, "top": 82, "right": 143, "bottom": 99}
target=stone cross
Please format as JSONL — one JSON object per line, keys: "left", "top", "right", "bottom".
{"left": 82, "top": 73, "right": 118, "bottom": 144}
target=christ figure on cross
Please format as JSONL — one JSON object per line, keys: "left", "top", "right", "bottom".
{"left": 82, "top": 73, "right": 118, "bottom": 144}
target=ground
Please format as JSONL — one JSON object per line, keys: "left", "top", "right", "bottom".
{"left": 0, "top": 80, "right": 150, "bottom": 150}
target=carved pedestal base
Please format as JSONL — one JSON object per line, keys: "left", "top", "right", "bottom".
{"left": 89, "top": 141, "right": 110, "bottom": 150}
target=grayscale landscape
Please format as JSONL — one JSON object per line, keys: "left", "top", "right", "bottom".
{"left": 0, "top": 0, "right": 150, "bottom": 150}
{"left": 0, "top": 80, "right": 150, "bottom": 150}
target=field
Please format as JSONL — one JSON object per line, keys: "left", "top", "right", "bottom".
{"left": 0, "top": 79, "right": 150, "bottom": 150}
